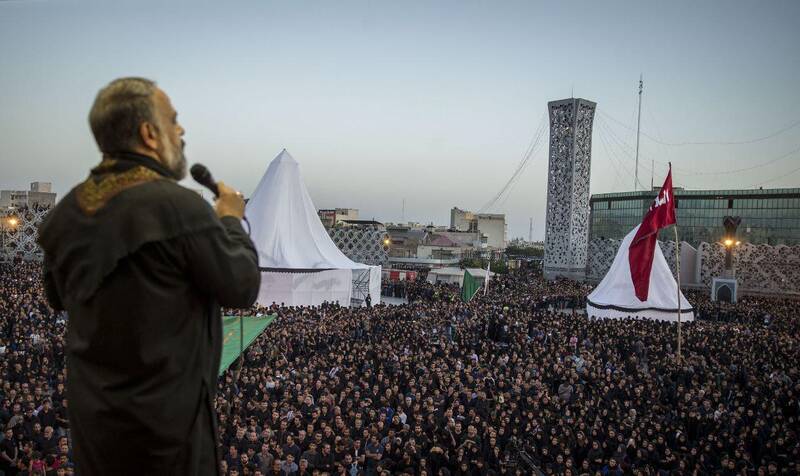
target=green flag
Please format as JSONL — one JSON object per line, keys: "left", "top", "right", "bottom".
{"left": 462, "top": 270, "right": 481, "bottom": 302}
{"left": 219, "top": 314, "right": 276, "bottom": 376}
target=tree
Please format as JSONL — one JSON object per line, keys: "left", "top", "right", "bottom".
{"left": 505, "top": 245, "right": 543, "bottom": 258}
{"left": 459, "top": 257, "right": 508, "bottom": 274}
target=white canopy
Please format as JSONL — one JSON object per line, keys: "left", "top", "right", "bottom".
{"left": 427, "top": 267, "right": 495, "bottom": 286}
{"left": 246, "top": 149, "right": 369, "bottom": 270}
{"left": 586, "top": 225, "right": 693, "bottom": 322}
{"left": 245, "top": 150, "right": 380, "bottom": 307}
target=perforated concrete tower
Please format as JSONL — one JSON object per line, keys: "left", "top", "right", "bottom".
{"left": 543, "top": 98, "right": 596, "bottom": 281}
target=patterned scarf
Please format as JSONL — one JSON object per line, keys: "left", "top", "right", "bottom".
{"left": 76, "top": 152, "right": 176, "bottom": 216}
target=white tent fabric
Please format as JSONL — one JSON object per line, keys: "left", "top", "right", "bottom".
{"left": 368, "top": 266, "right": 381, "bottom": 304}
{"left": 245, "top": 149, "right": 381, "bottom": 307}
{"left": 257, "top": 269, "right": 354, "bottom": 307}
{"left": 586, "top": 225, "right": 694, "bottom": 322}
{"left": 351, "top": 267, "right": 382, "bottom": 307}
{"left": 426, "top": 267, "right": 494, "bottom": 286}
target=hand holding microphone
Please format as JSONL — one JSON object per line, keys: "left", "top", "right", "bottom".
{"left": 215, "top": 182, "right": 245, "bottom": 219}
{"left": 190, "top": 163, "right": 245, "bottom": 219}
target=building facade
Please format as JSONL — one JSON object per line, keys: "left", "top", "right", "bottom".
{"left": 476, "top": 214, "right": 507, "bottom": 249}
{"left": 382, "top": 223, "right": 493, "bottom": 269}
{"left": 450, "top": 207, "right": 476, "bottom": 232}
{"left": 543, "top": 98, "right": 596, "bottom": 280}
{"left": 318, "top": 208, "right": 359, "bottom": 228}
{"left": 590, "top": 187, "right": 800, "bottom": 247}
{"left": 1, "top": 182, "right": 57, "bottom": 210}
{"left": 327, "top": 220, "right": 389, "bottom": 266}
{"left": 449, "top": 207, "right": 507, "bottom": 249}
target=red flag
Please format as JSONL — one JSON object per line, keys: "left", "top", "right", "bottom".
{"left": 628, "top": 166, "right": 677, "bottom": 301}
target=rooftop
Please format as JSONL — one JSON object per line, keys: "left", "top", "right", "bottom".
{"left": 592, "top": 187, "right": 800, "bottom": 201}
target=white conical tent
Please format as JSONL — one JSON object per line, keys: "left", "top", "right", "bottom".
{"left": 586, "top": 225, "right": 693, "bottom": 321}
{"left": 245, "top": 149, "right": 381, "bottom": 307}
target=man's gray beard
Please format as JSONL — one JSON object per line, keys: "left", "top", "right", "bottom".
{"left": 171, "top": 151, "right": 187, "bottom": 180}
{"left": 163, "top": 141, "right": 187, "bottom": 180}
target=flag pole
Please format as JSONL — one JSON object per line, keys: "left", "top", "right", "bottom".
{"left": 672, "top": 163, "right": 682, "bottom": 363}
{"left": 484, "top": 258, "right": 490, "bottom": 296}
{"left": 674, "top": 224, "right": 682, "bottom": 362}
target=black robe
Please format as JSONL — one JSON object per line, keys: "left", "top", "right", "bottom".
{"left": 38, "top": 153, "right": 261, "bottom": 475}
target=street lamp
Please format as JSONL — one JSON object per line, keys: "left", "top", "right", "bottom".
{"left": 1, "top": 216, "right": 19, "bottom": 262}
{"left": 722, "top": 216, "right": 741, "bottom": 275}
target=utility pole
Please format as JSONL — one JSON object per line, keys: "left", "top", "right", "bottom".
{"left": 529, "top": 217, "right": 533, "bottom": 243}
{"left": 651, "top": 159, "right": 654, "bottom": 190}
{"left": 635, "top": 74, "right": 643, "bottom": 191}
{"left": 401, "top": 198, "right": 405, "bottom": 223}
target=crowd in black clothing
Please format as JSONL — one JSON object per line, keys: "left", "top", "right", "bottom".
{"left": 381, "top": 279, "right": 459, "bottom": 304}
{"left": 382, "top": 280, "right": 410, "bottom": 299}
{"left": 1, "top": 262, "right": 799, "bottom": 475}
{"left": 685, "top": 291, "right": 793, "bottom": 326}
{"left": 215, "top": 270, "right": 798, "bottom": 475}
{"left": 0, "top": 263, "right": 72, "bottom": 476}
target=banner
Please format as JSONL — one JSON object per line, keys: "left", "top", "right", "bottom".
{"left": 629, "top": 166, "right": 676, "bottom": 301}
{"left": 462, "top": 270, "right": 481, "bottom": 302}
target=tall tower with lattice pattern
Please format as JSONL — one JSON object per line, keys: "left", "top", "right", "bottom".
{"left": 544, "top": 98, "right": 596, "bottom": 281}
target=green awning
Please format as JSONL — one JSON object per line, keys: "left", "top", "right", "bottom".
{"left": 219, "top": 314, "right": 276, "bottom": 376}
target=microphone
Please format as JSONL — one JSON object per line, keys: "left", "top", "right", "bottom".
{"left": 190, "top": 163, "right": 219, "bottom": 198}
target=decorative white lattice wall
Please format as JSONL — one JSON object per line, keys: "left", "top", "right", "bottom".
{"left": 544, "top": 98, "right": 596, "bottom": 280}
{"left": 328, "top": 227, "right": 389, "bottom": 266}
{"left": 698, "top": 242, "right": 800, "bottom": 294}
{"left": 587, "top": 238, "right": 679, "bottom": 281}
{"left": 1, "top": 207, "right": 49, "bottom": 261}
{"left": 586, "top": 237, "right": 618, "bottom": 279}
{"left": 587, "top": 238, "right": 800, "bottom": 295}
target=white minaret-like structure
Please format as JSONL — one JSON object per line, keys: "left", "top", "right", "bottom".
{"left": 543, "top": 98, "right": 596, "bottom": 281}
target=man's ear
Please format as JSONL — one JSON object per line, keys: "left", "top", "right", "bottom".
{"left": 139, "top": 122, "right": 159, "bottom": 151}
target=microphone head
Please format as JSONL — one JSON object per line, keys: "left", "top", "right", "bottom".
{"left": 190, "top": 163, "right": 210, "bottom": 183}
{"left": 190, "top": 163, "right": 219, "bottom": 197}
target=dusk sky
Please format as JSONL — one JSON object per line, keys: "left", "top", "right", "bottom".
{"left": 1, "top": 0, "right": 799, "bottom": 239}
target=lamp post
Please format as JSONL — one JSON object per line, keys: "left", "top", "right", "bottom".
{"left": 723, "top": 238, "right": 734, "bottom": 270}
{"left": 711, "top": 216, "right": 742, "bottom": 305}
{"left": 722, "top": 216, "right": 741, "bottom": 277}
{"left": 1, "top": 216, "right": 19, "bottom": 262}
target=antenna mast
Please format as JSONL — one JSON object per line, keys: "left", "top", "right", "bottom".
{"left": 635, "top": 74, "right": 643, "bottom": 191}
{"left": 529, "top": 217, "right": 533, "bottom": 242}
{"left": 651, "top": 159, "right": 654, "bottom": 190}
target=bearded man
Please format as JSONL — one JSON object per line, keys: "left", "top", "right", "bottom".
{"left": 38, "top": 77, "right": 261, "bottom": 475}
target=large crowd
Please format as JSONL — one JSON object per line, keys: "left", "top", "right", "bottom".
{"left": 1, "top": 262, "right": 70, "bottom": 476}
{"left": 1, "top": 261, "right": 799, "bottom": 475}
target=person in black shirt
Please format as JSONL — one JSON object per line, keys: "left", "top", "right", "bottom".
{"left": 38, "top": 77, "right": 260, "bottom": 475}
{"left": 36, "top": 401, "right": 56, "bottom": 431}
{"left": 1, "top": 427, "right": 18, "bottom": 476}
